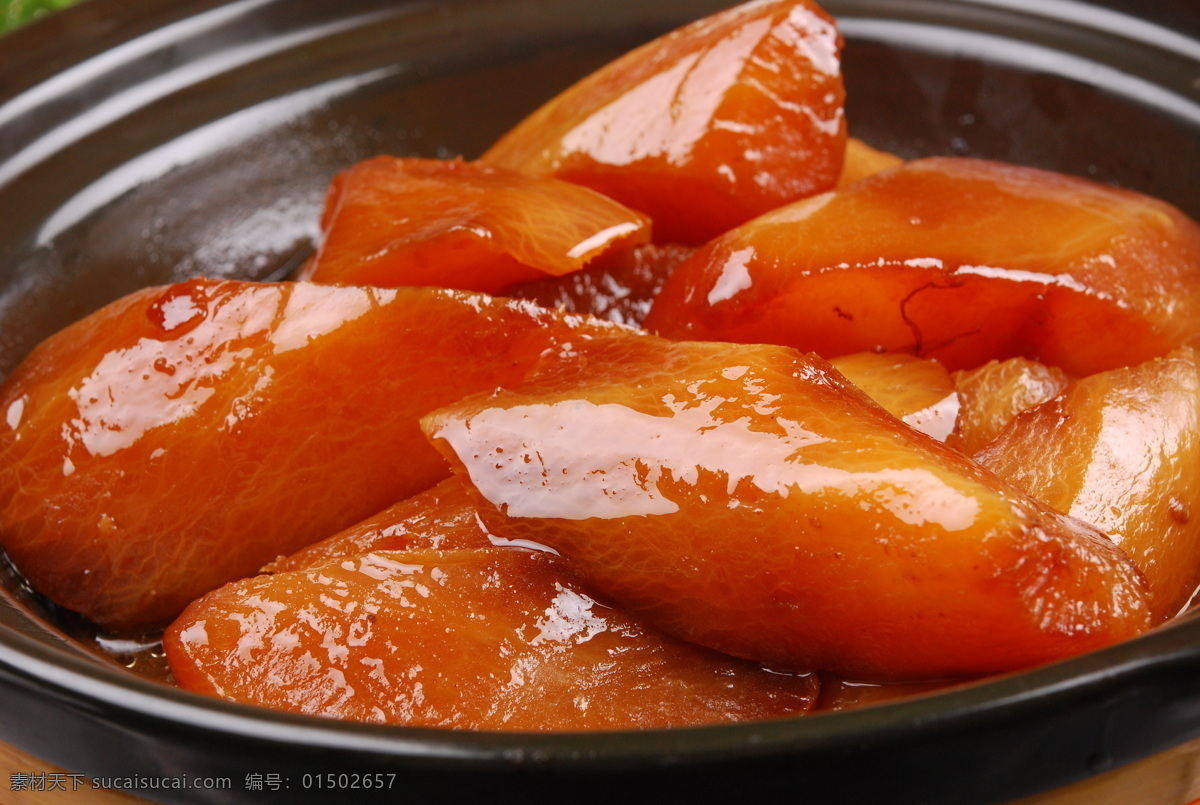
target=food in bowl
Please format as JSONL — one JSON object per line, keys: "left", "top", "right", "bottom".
{"left": 1, "top": 0, "right": 1198, "bottom": 732}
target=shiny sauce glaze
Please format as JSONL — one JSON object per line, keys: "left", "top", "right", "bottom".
{"left": 423, "top": 337, "right": 1150, "bottom": 680}
{"left": 0, "top": 279, "right": 628, "bottom": 630}
{"left": 644, "top": 158, "right": 1200, "bottom": 375}
{"left": 482, "top": 0, "right": 847, "bottom": 244}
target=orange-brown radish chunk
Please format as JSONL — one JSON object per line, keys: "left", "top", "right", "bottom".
{"left": 422, "top": 338, "right": 1150, "bottom": 679}
{"left": 262, "top": 477, "right": 494, "bottom": 574}
{"left": 0, "top": 279, "right": 629, "bottom": 630}
{"left": 951, "top": 358, "right": 1072, "bottom": 455}
{"left": 296, "top": 157, "right": 651, "bottom": 292}
{"left": 644, "top": 157, "right": 1200, "bottom": 375}
{"left": 830, "top": 352, "right": 958, "bottom": 441}
{"left": 165, "top": 546, "right": 820, "bottom": 730}
{"left": 481, "top": 0, "right": 846, "bottom": 245}
{"left": 837, "top": 137, "right": 903, "bottom": 187}
{"left": 509, "top": 243, "right": 694, "bottom": 327}
{"left": 976, "top": 348, "right": 1200, "bottom": 623}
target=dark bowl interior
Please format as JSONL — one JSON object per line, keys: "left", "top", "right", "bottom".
{"left": 1, "top": 0, "right": 1200, "bottom": 802}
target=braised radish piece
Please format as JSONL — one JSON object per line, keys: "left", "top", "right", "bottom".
{"left": 645, "top": 157, "right": 1200, "bottom": 375}
{"left": 950, "top": 358, "right": 1072, "bottom": 455}
{"left": 976, "top": 348, "right": 1200, "bottom": 623}
{"left": 0, "top": 279, "right": 629, "bottom": 630}
{"left": 482, "top": 0, "right": 846, "bottom": 245}
{"left": 510, "top": 243, "right": 694, "bottom": 327}
{"left": 423, "top": 338, "right": 1150, "bottom": 679}
{"left": 296, "top": 157, "right": 651, "bottom": 292}
{"left": 837, "top": 137, "right": 903, "bottom": 187}
{"left": 166, "top": 544, "right": 820, "bottom": 730}
{"left": 829, "top": 352, "right": 958, "bottom": 441}
{"left": 262, "top": 477, "right": 493, "bottom": 574}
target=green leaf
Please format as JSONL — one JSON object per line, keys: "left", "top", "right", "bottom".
{"left": 1, "top": 0, "right": 80, "bottom": 34}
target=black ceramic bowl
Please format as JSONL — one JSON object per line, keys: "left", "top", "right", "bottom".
{"left": 1, "top": 1, "right": 1199, "bottom": 803}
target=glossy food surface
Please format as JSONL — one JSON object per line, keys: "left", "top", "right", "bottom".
{"left": 645, "top": 157, "right": 1200, "bottom": 374}
{"left": 482, "top": 0, "right": 846, "bottom": 245}
{"left": 829, "top": 352, "right": 958, "bottom": 441}
{"left": 951, "top": 358, "right": 1072, "bottom": 455}
{"left": 977, "top": 348, "right": 1200, "bottom": 623}
{"left": 263, "top": 477, "right": 492, "bottom": 574}
{"left": 837, "top": 137, "right": 903, "bottom": 187}
{"left": 510, "top": 243, "right": 694, "bottom": 326}
{"left": 0, "top": 279, "right": 626, "bottom": 630}
{"left": 166, "top": 497, "right": 820, "bottom": 730}
{"left": 424, "top": 337, "right": 1150, "bottom": 679}
{"left": 297, "top": 157, "right": 651, "bottom": 292}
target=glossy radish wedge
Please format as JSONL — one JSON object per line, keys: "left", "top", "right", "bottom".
{"left": 645, "top": 157, "right": 1200, "bottom": 375}
{"left": 950, "top": 358, "right": 1072, "bottom": 455}
{"left": 830, "top": 352, "right": 958, "bottom": 441}
{"left": 509, "top": 243, "right": 694, "bottom": 327}
{"left": 261, "top": 477, "right": 493, "bottom": 574}
{"left": 976, "top": 348, "right": 1200, "bottom": 623}
{"left": 296, "top": 157, "right": 651, "bottom": 292}
{"left": 837, "top": 137, "right": 902, "bottom": 187}
{"left": 0, "top": 279, "right": 629, "bottom": 630}
{"left": 423, "top": 338, "right": 1150, "bottom": 679}
{"left": 482, "top": 0, "right": 846, "bottom": 245}
{"left": 165, "top": 546, "right": 820, "bottom": 729}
